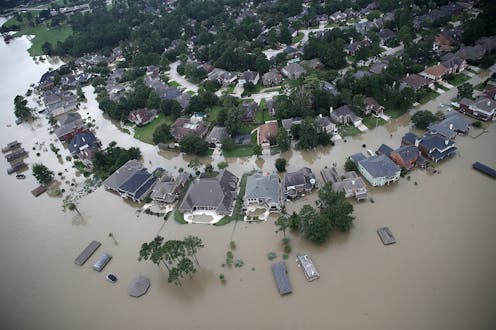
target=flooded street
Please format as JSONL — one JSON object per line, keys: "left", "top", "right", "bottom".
{"left": 1, "top": 18, "right": 496, "bottom": 330}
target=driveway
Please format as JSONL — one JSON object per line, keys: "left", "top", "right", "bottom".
{"left": 166, "top": 61, "right": 199, "bottom": 93}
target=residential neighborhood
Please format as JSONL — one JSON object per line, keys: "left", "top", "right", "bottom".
{"left": 2, "top": 0, "right": 496, "bottom": 328}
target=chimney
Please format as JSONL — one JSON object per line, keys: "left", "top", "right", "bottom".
{"left": 445, "top": 140, "right": 449, "bottom": 145}
{"left": 449, "top": 123, "right": 453, "bottom": 130}
{"left": 330, "top": 106, "right": 334, "bottom": 114}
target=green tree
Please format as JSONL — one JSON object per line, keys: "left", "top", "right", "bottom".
{"left": 179, "top": 134, "right": 209, "bottom": 156}
{"left": 275, "top": 158, "right": 287, "bottom": 172}
{"left": 411, "top": 110, "right": 439, "bottom": 130}
{"left": 147, "top": 91, "right": 161, "bottom": 109}
{"left": 253, "top": 144, "right": 263, "bottom": 157}
{"left": 344, "top": 159, "right": 357, "bottom": 172}
{"left": 32, "top": 163, "right": 54, "bottom": 186}
{"left": 62, "top": 195, "right": 81, "bottom": 216}
{"left": 318, "top": 184, "right": 354, "bottom": 232}
{"left": 457, "top": 83, "right": 473, "bottom": 99}
{"left": 275, "top": 215, "right": 290, "bottom": 237}
{"left": 299, "top": 204, "right": 331, "bottom": 245}
{"left": 13, "top": 95, "right": 32, "bottom": 120}
{"left": 152, "top": 124, "right": 171, "bottom": 144}
{"left": 225, "top": 107, "right": 242, "bottom": 134}
{"left": 297, "top": 118, "right": 319, "bottom": 149}
{"left": 276, "top": 128, "right": 291, "bottom": 152}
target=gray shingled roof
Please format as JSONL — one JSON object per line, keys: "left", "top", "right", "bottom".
{"left": 179, "top": 170, "right": 238, "bottom": 214}
{"left": 103, "top": 159, "right": 142, "bottom": 191}
{"left": 358, "top": 154, "right": 401, "bottom": 178}
{"left": 244, "top": 173, "right": 280, "bottom": 204}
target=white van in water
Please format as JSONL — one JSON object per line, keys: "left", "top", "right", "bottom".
{"left": 93, "top": 253, "right": 112, "bottom": 272}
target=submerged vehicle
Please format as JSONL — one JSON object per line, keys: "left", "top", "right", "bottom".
{"left": 106, "top": 273, "right": 118, "bottom": 283}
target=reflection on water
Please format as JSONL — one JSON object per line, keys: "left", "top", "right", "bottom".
{"left": 1, "top": 19, "right": 496, "bottom": 330}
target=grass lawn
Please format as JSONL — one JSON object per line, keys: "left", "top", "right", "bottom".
{"left": 385, "top": 109, "right": 407, "bottom": 119}
{"left": 222, "top": 145, "right": 255, "bottom": 158}
{"left": 167, "top": 80, "right": 181, "bottom": 87}
{"left": 292, "top": 32, "right": 304, "bottom": 44}
{"left": 362, "top": 116, "right": 387, "bottom": 129}
{"left": 134, "top": 113, "right": 173, "bottom": 144}
{"left": 206, "top": 106, "right": 223, "bottom": 123}
{"left": 174, "top": 210, "right": 187, "bottom": 224}
{"left": 338, "top": 125, "right": 361, "bottom": 137}
{"left": 255, "top": 110, "right": 270, "bottom": 123}
{"left": 417, "top": 90, "right": 440, "bottom": 104}
{"left": 5, "top": 15, "right": 73, "bottom": 56}
{"left": 446, "top": 73, "right": 470, "bottom": 86}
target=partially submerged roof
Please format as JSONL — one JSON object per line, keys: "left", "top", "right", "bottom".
{"left": 245, "top": 173, "right": 280, "bottom": 203}
{"left": 359, "top": 154, "right": 401, "bottom": 178}
{"left": 103, "top": 159, "right": 142, "bottom": 190}
{"left": 128, "top": 276, "right": 150, "bottom": 297}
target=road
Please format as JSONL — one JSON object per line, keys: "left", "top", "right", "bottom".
{"left": 166, "top": 61, "right": 199, "bottom": 93}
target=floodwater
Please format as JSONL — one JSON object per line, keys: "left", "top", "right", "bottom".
{"left": 1, "top": 17, "right": 496, "bottom": 330}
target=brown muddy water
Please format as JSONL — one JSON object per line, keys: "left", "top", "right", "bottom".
{"left": 1, "top": 19, "right": 496, "bottom": 330}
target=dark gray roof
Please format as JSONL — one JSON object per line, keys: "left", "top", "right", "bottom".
{"left": 428, "top": 112, "right": 470, "bottom": 139}
{"left": 68, "top": 132, "right": 97, "bottom": 155}
{"left": 103, "top": 159, "right": 142, "bottom": 191}
{"left": 359, "top": 154, "right": 401, "bottom": 178}
{"left": 118, "top": 168, "right": 156, "bottom": 200}
{"left": 245, "top": 173, "right": 280, "bottom": 203}
{"left": 271, "top": 262, "right": 292, "bottom": 295}
{"left": 350, "top": 153, "right": 367, "bottom": 163}
{"left": 402, "top": 132, "right": 419, "bottom": 146}
{"left": 392, "top": 145, "right": 419, "bottom": 163}
{"left": 419, "top": 133, "right": 455, "bottom": 150}
{"left": 284, "top": 167, "right": 315, "bottom": 188}
{"left": 206, "top": 126, "right": 229, "bottom": 144}
{"left": 57, "top": 112, "right": 82, "bottom": 126}
{"left": 377, "top": 144, "right": 393, "bottom": 157}
{"left": 179, "top": 170, "right": 238, "bottom": 214}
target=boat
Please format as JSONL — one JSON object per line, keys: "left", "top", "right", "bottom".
{"left": 16, "top": 174, "right": 26, "bottom": 179}
{"left": 106, "top": 273, "right": 118, "bottom": 283}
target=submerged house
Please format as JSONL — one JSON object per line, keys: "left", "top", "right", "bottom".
{"left": 417, "top": 133, "right": 457, "bottom": 162}
{"left": 102, "top": 159, "right": 157, "bottom": 202}
{"left": 427, "top": 112, "right": 471, "bottom": 139}
{"left": 54, "top": 112, "right": 86, "bottom": 142}
{"left": 283, "top": 167, "right": 317, "bottom": 199}
{"left": 68, "top": 132, "right": 98, "bottom": 157}
{"left": 389, "top": 145, "right": 420, "bottom": 170}
{"left": 321, "top": 167, "right": 368, "bottom": 201}
{"left": 330, "top": 105, "right": 363, "bottom": 127}
{"left": 243, "top": 172, "right": 282, "bottom": 212}
{"left": 178, "top": 170, "right": 239, "bottom": 215}
{"left": 151, "top": 172, "right": 189, "bottom": 204}
{"left": 118, "top": 168, "right": 157, "bottom": 202}
{"left": 351, "top": 153, "right": 401, "bottom": 186}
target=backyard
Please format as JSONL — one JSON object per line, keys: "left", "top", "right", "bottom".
{"left": 133, "top": 113, "right": 173, "bottom": 144}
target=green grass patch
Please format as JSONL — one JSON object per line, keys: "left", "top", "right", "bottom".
{"left": 338, "top": 125, "right": 361, "bottom": 137}
{"left": 133, "top": 113, "right": 173, "bottom": 144}
{"left": 446, "top": 73, "right": 470, "bottom": 86}
{"left": 292, "top": 32, "right": 304, "bottom": 44}
{"left": 5, "top": 15, "right": 72, "bottom": 56}
{"left": 384, "top": 109, "right": 407, "bottom": 119}
{"left": 206, "top": 106, "right": 223, "bottom": 123}
{"left": 362, "top": 116, "right": 387, "bottom": 129}
{"left": 167, "top": 80, "right": 181, "bottom": 87}
{"left": 417, "top": 89, "right": 440, "bottom": 104}
{"left": 238, "top": 123, "right": 255, "bottom": 134}
{"left": 255, "top": 110, "right": 270, "bottom": 123}
{"left": 215, "top": 173, "right": 250, "bottom": 226}
{"left": 174, "top": 209, "right": 187, "bottom": 224}
{"left": 222, "top": 145, "right": 255, "bottom": 158}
